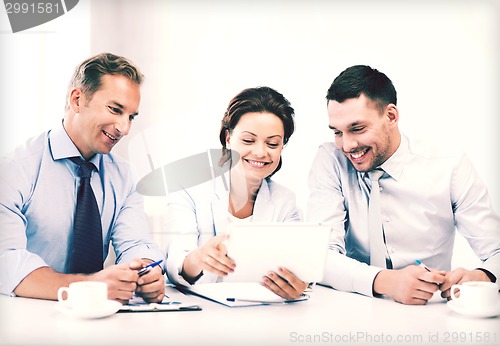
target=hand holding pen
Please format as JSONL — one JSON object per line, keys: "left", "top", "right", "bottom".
{"left": 415, "top": 259, "right": 431, "bottom": 272}
{"left": 138, "top": 259, "right": 164, "bottom": 277}
{"left": 134, "top": 259, "right": 165, "bottom": 303}
{"left": 415, "top": 259, "right": 447, "bottom": 287}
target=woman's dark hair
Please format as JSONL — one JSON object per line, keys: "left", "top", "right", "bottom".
{"left": 219, "top": 86, "right": 295, "bottom": 176}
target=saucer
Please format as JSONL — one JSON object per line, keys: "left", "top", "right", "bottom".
{"left": 447, "top": 300, "right": 500, "bottom": 318}
{"left": 56, "top": 300, "right": 121, "bottom": 319}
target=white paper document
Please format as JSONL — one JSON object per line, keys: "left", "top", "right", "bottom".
{"left": 180, "top": 282, "right": 309, "bottom": 307}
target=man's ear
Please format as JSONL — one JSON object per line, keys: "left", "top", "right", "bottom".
{"left": 68, "top": 88, "right": 82, "bottom": 113}
{"left": 386, "top": 104, "right": 399, "bottom": 125}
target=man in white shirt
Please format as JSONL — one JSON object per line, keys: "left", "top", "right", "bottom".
{"left": 307, "top": 65, "right": 499, "bottom": 305}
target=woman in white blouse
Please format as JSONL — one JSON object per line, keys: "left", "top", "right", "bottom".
{"left": 165, "top": 87, "right": 307, "bottom": 299}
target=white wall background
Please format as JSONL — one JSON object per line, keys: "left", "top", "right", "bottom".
{"left": 1, "top": 0, "right": 499, "bottom": 269}
{"left": 0, "top": 1, "right": 91, "bottom": 151}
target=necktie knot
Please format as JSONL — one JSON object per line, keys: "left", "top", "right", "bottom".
{"left": 368, "top": 169, "right": 384, "bottom": 182}
{"left": 77, "top": 162, "right": 96, "bottom": 178}
{"left": 70, "top": 157, "right": 96, "bottom": 178}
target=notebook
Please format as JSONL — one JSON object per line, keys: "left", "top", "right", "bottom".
{"left": 224, "top": 222, "right": 331, "bottom": 283}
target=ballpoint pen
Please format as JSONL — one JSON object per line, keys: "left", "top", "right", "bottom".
{"left": 138, "top": 259, "right": 164, "bottom": 277}
{"left": 226, "top": 298, "right": 289, "bottom": 305}
{"left": 226, "top": 294, "right": 309, "bottom": 305}
{"left": 415, "top": 259, "right": 431, "bottom": 272}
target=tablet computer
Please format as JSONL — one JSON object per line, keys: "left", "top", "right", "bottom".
{"left": 224, "top": 222, "right": 331, "bottom": 283}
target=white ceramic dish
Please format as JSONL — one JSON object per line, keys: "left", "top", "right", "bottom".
{"left": 447, "top": 299, "right": 500, "bottom": 318}
{"left": 56, "top": 299, "right": 121, "bottom": 319}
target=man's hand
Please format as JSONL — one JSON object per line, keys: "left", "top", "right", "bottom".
{"left": 373, "top": 265, "right": 446, "bottom": 305}
{"left": 439, "top": 267, "right": 492, "bottom": 299}
{"left": 90, "top": 264, "right": 139, "bottom": 304}
{"left": 130, "top": 258, "right": 165, "bottom": 303}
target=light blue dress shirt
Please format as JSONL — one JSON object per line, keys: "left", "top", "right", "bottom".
{"left": 307, "top": 135, "right": 500, "bottom": 297}
{"left": 0, "top": 122, "right": 164, "bottom": 296}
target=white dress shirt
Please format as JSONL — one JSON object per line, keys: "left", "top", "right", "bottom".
{"left": 307, "top": 135, "right": 500, "bottom": 297}
{"left": 165, "top": 173, "right": 302, "bottom": 286}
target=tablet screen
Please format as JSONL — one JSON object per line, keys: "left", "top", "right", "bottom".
{"left": 225, "top": 222, "right": 331, "bottom": 283}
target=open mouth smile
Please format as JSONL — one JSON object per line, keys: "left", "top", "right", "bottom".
{"left": 348, "top": 148, "right": 369, "bottom": 162}
{"left": 103, "top": 130, "right": 118, "bottom": 142}
{"left": 244, "top": 159, "right": 271, "bottom": 168}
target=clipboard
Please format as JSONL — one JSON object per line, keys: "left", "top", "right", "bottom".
{"left": 118, "top": 294, "right": 202, "bottom": 312}
{"left": 118, "top": 302, "right": 202, "bottom": 312}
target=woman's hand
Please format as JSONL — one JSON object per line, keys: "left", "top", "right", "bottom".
{"left": 182, "top": 234, "right": 236, "bottom": 283}
{"left": 262, "top": 267, "right": 308, "bottom": 300}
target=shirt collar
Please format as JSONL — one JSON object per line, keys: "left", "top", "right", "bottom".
{"left": 49, "top": 120, "right": 101, "bottom": 169}
{"left": 379, "top": 134, "right": 409, "bottom": 181}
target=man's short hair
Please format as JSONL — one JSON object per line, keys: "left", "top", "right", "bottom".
{"left": 326, "top": 65, "right": 397, "bottom": 111}
{"left": 65, "top": 52, "right": 144, "bottom": 111}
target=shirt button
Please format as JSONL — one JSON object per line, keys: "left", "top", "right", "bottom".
{"left": 391, "top": 247, "right": 396, "bottom": 254}
{"left": 385, "top": 217, "right": 391, "bottom": 222}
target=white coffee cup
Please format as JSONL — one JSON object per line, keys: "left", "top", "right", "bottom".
{"left": 450, "top": 281, "right": 499, "bottom": 310}
{"left": 57, "top": 281, "right": 108, "bottom": 310}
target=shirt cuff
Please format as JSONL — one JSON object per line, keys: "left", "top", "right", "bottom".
{"left": 166, "top": 250, "right": 192, "bottom": 286}
{"left": 320, "top": 250, "right": 384, "bottom": 298}
{"left": 475, "top": 268, "right": 497, "bottom": 283}
{"left": 354, "top": 266, "right": 384, "bottom": 298}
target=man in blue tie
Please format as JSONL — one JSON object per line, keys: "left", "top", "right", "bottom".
{"left": 307, "top": 65, "right": 500, "bottom": 305}
{"left": 0, "top": 53, "right": 165, "bottom": 304}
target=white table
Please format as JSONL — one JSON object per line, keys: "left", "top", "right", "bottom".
{"left": 0, "top": 285, "right": 498, "bottom": 346}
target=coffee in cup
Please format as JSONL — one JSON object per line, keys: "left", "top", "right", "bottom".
{"left": 57, "top": 281, "right": 108, "bottom": 310}
{"left": 450, "top": 281, "right": 499, "bottom": 310}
